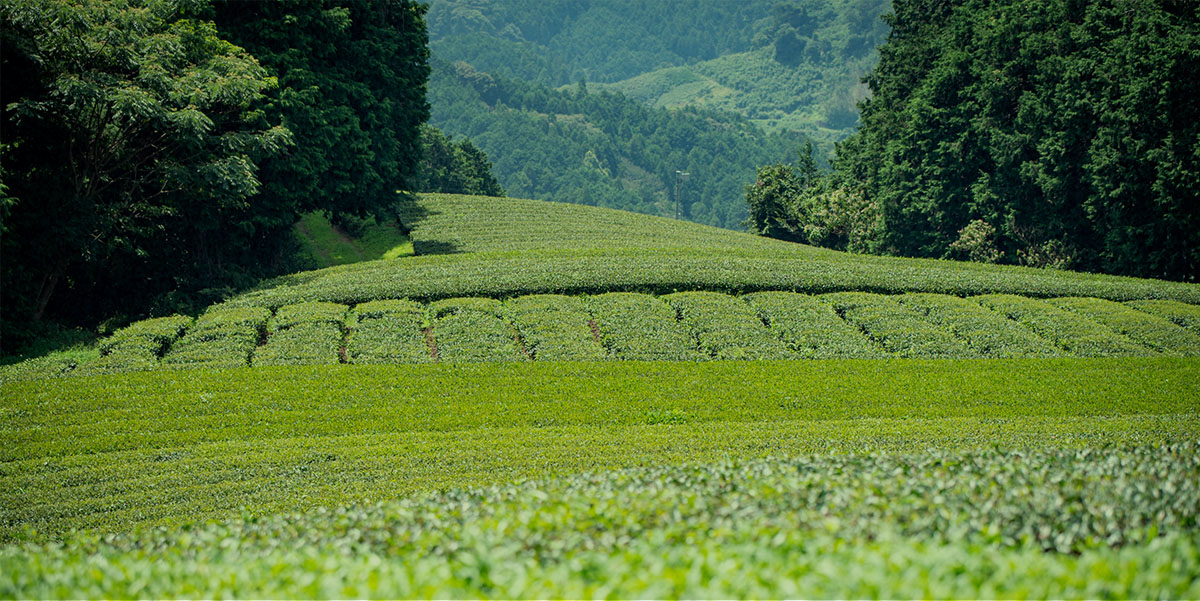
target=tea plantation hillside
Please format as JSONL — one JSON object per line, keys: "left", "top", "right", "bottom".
{"left": 3, "top": 193, "right": 1199, "bottom": 597}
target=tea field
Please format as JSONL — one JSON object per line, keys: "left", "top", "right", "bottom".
{"left": 3, "top": 194, "right": 1199, "bottom": 597}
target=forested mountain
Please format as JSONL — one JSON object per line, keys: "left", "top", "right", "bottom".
{"left": 834, "top": 0, "right": 1199, "bottom": 281}
{"left": 429, "top": 58, "right": 808, "bottom": 228}
{"left": 424, "top": 0, "right": 891, "bottom": 225}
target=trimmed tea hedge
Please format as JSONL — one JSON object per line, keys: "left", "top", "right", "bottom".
{"left": 898, "top": 293, "right": 1058, "bottom": 358}
{"left": 664, "top": 291, "right": 790, "bottom": 359}
{"left": 1049, "top": 297, "right": 1200, "bottom": 357}
{"left": 977, "top": 295, "right": 1155, "bottom": 358}
{"left": 744, "top": 292, "right": 885, "bottom": 358}
{"left": 505, "top": 295, "right": 605, "bottom": 361}
{"left": 347, "top": 300, "right": 431, "bottom": 364}
{"left": 822, "top": 292, "right": 976, "bottom": 358}
{"left": 588, "top": 292, "right": 704, "bottom": 361}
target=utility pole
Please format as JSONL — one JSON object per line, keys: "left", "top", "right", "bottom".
{"left": 674, "top": 170, "right": 690, "bottom": 220}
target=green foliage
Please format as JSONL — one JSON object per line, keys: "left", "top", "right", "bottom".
{"left": 0, "top": 0, "right": 290, "bottom": 346}
{"left": 253, "top": 302, "right": 347, "bottom": 366}
{"left": 976, "top": 294, "right": 1154, "bottom": 358}
{"left": 744, "top": 144, "right": 882, "bottom": 252}
{"left": 504, "top": 295, "right": 604, "bottom": 361}
{"left": 744, "top": 291, "right": 885, "bottom": 358}
{"left": 1127, "top": 300, "right": 1200, "bottom": 335}
{"left": 836, "top": 0, "right": 1200, "bottom": 280}
{"left": 3, "top": 358, "right": 1198, "bottom": 539}
{"left": 162, "top": 307, "right": 268, "bottom": 370}
{"left": 823, "top": 292, "right": 977, "bottom": 358}
{"left": 428, "top": 0, "right": 890, "bottom": 146}
{"left": 292, "top": 212, "right": 414, "bottom": 269}
{"left": 268, "top": 302, "right": 348, "bottom": 333}
{"left": 5, "top": 443, "right": 1200, "bottom": 598}
{"left": 428, "top": 57, "right": 810, "bottom": 228}
{"left": 97, "top": 316, "right": 193, "bottom": 356}
{"left": 663, "top": 291, "right": 790, "bottom": 360}
{"left": 1049, "top": 297, "right": 1200, "bottom": 357}
{"left": 430, "top": 298, "right": 525, "bottom": 362}
{"left": 210, "top": 0, "right": 430, "bottom": 221}
{"left": 414, "top": 125, "right": 505, "bottom": 196}
{"left": 587, "top": 293, "right": 703, "bottom": 361}
{"left": 347, "top": 300, "right": 431, "bottom": 364}
{"left": 897, "top": 293, "right": 1058, "bottom": 358}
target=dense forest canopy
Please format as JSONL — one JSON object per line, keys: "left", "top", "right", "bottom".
{"left": 835, "top": 0, "right": 1199, "bottom": 281}
{"left": 429, "top": 58, "right": 809, "bottom": 228}
{"left": 746, "top": 0, "right": 1199, "bottom": 282}
{"left": 0, "top": 0, "right": 437, "bottom": 349}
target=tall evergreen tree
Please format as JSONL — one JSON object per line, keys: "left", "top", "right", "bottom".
{"left": 835, "top": 0, "right": 1199, "bottom": 280}
{"left": 210, "top": 0, "right": 431, "bottom": 221}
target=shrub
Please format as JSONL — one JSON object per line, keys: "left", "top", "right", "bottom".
{"left": 744, "top": 291, "right": 886, "bottom": 358}
{"left": 663, "top": 291, "right": 790, "bottom": 360}
{"left": 1048, "top": 297, "right": 1200, "bottom": 357}
{"left": 897, "top": 293, "right": 1058, "bottom": 358}
{"left": 975, "top": 295, "right": 1154, "bottom": 357}
{"left": 587, "top": 293, "right": 704, "bottom": 361}
{"left": 505, "top": 295, "right": 605, "bottom": 361}
{"left": 348, "top": 300, "right": 431, "bottom": 364}
{"left": 821, "top": 292, "right": 976, "bottom": 358}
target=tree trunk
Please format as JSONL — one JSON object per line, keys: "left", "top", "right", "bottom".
{"left": 32, "top": 265, "right": 63, "bottom": 322}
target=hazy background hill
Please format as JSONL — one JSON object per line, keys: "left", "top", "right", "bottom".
{"left": 423, "top": 0, "right": 892, "bottom": 227}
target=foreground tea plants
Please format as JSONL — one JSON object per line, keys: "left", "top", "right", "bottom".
{"left": 3, "top": 358, "right": 1197, "bottom": 539}
{"left": 4, "top": 444, "right": 1198, "bottom": 598}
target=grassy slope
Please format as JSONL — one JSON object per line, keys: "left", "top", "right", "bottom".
{"left": 292, "top": 212, "right": 414, "bottom": 268}
{"left": 228, "top": 194, "right": 1200, "bottom": 309}
{"left": 5, "top": 192, "right": 1200, "bottom": 596}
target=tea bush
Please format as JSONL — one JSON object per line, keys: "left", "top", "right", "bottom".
{"left": 1050, "top": 297, "right": 1200, "bottom": 356}
{"left": 822, "top": 292, "right": 976, "bottom": 358}
{"left": 977, "top": 294, "right": 1154, "bottom": 357}
{"left": 663, "top": 291, "right": 790, "bottom": 359}
{"left": 504, "top": 295, "right": 605, "bottom": 361}
{"left": 744, "top": 291, "right": 885, "bottom": 358}
{"left": 347, "top": 300, "right": 431, "bottom": 364}
{"left": 898, "top": 293, "right": 1059, "bottom": 358}
{"left": 587, "top": 292, "right": 704, "bottom": 361}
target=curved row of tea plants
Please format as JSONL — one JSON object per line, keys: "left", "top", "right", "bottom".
{"left": 3, "top": 358, "right": 1197, "bottom": 540}
{"left": 8, "top": 291, "right": 1198, "bottom": 379}
{"left": 5, "top": 443, "right": 1199, "bottom": 598}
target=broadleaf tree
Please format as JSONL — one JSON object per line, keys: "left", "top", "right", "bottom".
{"left": 1, "top": 0, "right": 290, "bottom": 346}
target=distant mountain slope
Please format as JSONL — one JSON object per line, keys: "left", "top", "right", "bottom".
{"left": 429, "top": 0, "right": 891, "bottom": 150}
{"left": 428, "top": 58, "right": 809, "bottom": 229}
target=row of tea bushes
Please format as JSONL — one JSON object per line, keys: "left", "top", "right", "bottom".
{"left": 588, "top": 292, "right": 704, "bottom": 361}
{"left": 978, "top": 295, "right": 1154, "bottom": 357}
{"left": 1050, "top": 297, "right": 1200, "bottom": 356}
{"left": 664, "top": 291, "right": 790, "bottom": 360}
{"left": 744, "top": 292, "right": 887, "bottom": 359}
{"left": 11, "top": 293, "right": 1200, "bottom": 379}
{"left": 504, "top": 295, "right": 605, "bottom": 361}
{"left": 897, "top": 293, "right": 1060, "bottom": 358}
{"left": 823, "top": 292, "right": 977, "bottom": 359}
